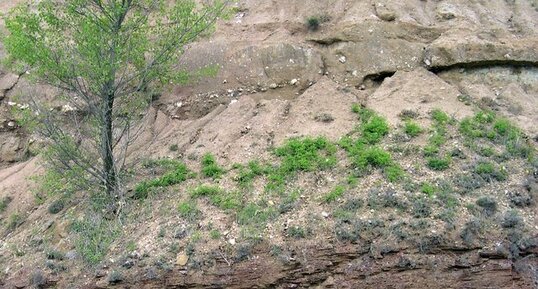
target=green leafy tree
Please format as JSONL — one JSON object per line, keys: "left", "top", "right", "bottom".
{"left": 3, "top": 0, "right": 226, "bottom": 200}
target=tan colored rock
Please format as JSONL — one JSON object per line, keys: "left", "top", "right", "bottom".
{"left": 176, "top": 252, "right": 189, "bottom": 266}
{"left": 367, "top": 67, "right": 474, "bottom": 126}
{"left": 425, "top": 36, "right": 538, "bottom": 68}
{"left": 312, "top": 22, "right": 442, "bottom": 84}
{"left": 0, "top": 73, "right": 19, "bottom": 99}
{"left": 0, "top": 133, "right": 26, "bottom": 163}
{"left": 374, "top": 3, "right": 396, "bottom": 22}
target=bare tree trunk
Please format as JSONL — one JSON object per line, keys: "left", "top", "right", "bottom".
{"left": 102, "top": 92, "right": 116, "bottom": 196}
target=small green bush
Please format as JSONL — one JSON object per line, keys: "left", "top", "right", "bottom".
{"left": 287, "top": 226, "right": 307, "bottom": 239}
{"left": 431, "top": 109, "right": 450, "bottom": 124}
{"left": 190, "top": 185, "right": 241, "bottom": 210}
{"left": 306, "top": 16, "right": 320, "bottom": 31}
{"left": 399, "top": 109, "right": 419, "bottom": 120}
{"left": 423, "top": 144, "right": 440, "bottom": 157}
{"left": 426, "top": 156, "right": 450, "bottom": 171}
{"left": 474, "top": 111, "right": 495, "bottom": 124}
{"left": 48, "top": 199, "right": 65, "bottom": 214}
{"left": 404, "top": 121, "right": 422, "bottom": 137}
{"left": 476, "top": 196, "right": 497, "bottom": 217}
{"left": 384, "top": 164, "right": 404, "bottom": 182}
{"left": 459, "top": 117, "right": 485, "bottom": 138}
{"left": 0, "top": 196, "right": 13, "bottom": 213}
{"left": 473, "top": 161, "right": 507, "bottom": 182}
{"left": 71, "top": 214, "right": 119, "bottom": 265}
{"left": 324, "top": 185, "right": 346, "bottom": 203}
{"left": 235, "top": 160, "right": 270, "bottom": 188}
{"left": 237, "top": 203, "right": 276, "bottom": 227}
{"left": 361, "top": 116, "right": 390, "bottom": 144}
{"left": 493, "top": 118, "right": 511, "bottom": 136}
{"left": 210, "top": 229, "right": 221, "bottom": 239}
{"left": 267, "top": 137, "right": 336, "bottom": 191}
{"left": 46, "top": 250, "right": 64, "bottom": 260}
{"left": 201, "top": 153, "right": 225, "bottom": 179}
{"left": 275, "top": 137, "right": 337, "bottom": 172}
{"left": 501, "top": 210, "right": 522, "bottom": 228}
{"left": 6, "top": 213, "right": 23, "bottom": 232}
{"left": 351, "top": 103, "right": 361, "bottom": 114}
{"left": 134, "top": 163, "right": 191, "bottom": 199}
{"left": 412, "top": 197, "right": 432, "bottom": 218}
{"left": 178, "top": 201, "right": 201, "bottom": 221}
{"left": 420, "top": 182, "right": 436, "bottom": 197}
{"left": 355, "top": 146, "right": 392, "bottom": 168}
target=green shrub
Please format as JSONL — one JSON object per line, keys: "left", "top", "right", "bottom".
{"left": 71, "top": 214, "right": 119, "bottom": 265}
{"left": 412, "top": 196, "right": 432, "bottom": 218}
{"left": 426, "top": 156, "right": 450, "bottom": 171}
{"left": 459, "top": 117, "right": 485, "bottom": 138}
{"left": 473, "top": 161, "right": 507, "bottom": 182}
{"left": 275, "top": 137, "right": 337, "bottom": 172}
{"left": 190, "top": 185, "right": 222, "bottom": 198}
{"left": 477, "top": 146, "right": 495, "bottom": 157}
{"left": 361, "top": 116, "right": 389, "bottom": 144}
{"left": 324, "top": 185, "right": 346, "bottom": 203}
{"left": 210, "top": 229, "right": 221, "bottom": 239}
{"left": 134, "top": 163, "right": 191, "bottom": 199}
{"left": 476, "top": 196, "right": 497, "bottom": 217}
{"left": 355, "top": 146, "right": 392, "bottom": 168}
{"left": 428, "top": 132, "right": 446, "bottom": 147}
{"left": 201, "top": 153, "right": 225, "bottom": 179}
{"left": 6, "top": 213, "right": 23, "bottom": 232}
{"left": 474, "top": 111, "right": 495, "bottom": 124}
{"left": 46, "top": 250, "right": 64, "bottom": 260}
{"left": 384, "top": 164, "right": 404, "bottom": 182}
{"left": 399, "top": 109, "right": 419, "bottom": 120}
{"left": 267, "top": 137, "right": 336, "bottom": 192}
{"left": 190, "top": 185, "right": 241, "bottom": 210}
{"left": 177, "top": 201, "right": 201, "bottom": 221}
{"left": 493, "top": 118, "right": 511, "bottom": 136}
{"left": 404, "top": 121, "right": 422, "bottom": 137}
{"left": 287, "top": 226, "right": 307, "bottom": 239}
{"left": 0, "top": 196, "right": 12, "bottom": 213}
{"left": 351, "top": 103, "right": 361, "bottom": 114}
{"left": 431, "top": 109, "right": 450, "bottom": 124}
{"left": 306, "top": 16, "right": 320, "bottom": 31}
{"left": 237, "top": 203, "right": 276, "bottom": 227}
{"left": 141, "top": 158, "right": 184, "bottom": 170}
{"left": 48, "top": 199, "right": 65, "bottom": 214}
{"left": 501, "top": 210, "right": 522, "bottom": 228}
{"left": 423, "top": 145, "right": 440, "bottom": 157}
{"left": 235, "top": 160, "right": 271, "bottom": 188}
{"left": 169, "top": 144, "right": 179, "bottom": 151}
{"left": 420, "top": 182, "right": 436, "bottom": 197}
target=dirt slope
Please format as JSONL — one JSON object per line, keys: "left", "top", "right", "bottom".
{"left": 1, "top": 0, "right": 538, "bottom": 288}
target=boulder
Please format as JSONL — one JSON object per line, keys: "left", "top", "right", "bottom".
{"left": 367, "top": 67, "right": 474, "bottom": 126}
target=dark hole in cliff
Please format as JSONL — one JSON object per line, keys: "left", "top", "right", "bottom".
{"left": 360, "top": 71, "right": 396, "bottom": 88}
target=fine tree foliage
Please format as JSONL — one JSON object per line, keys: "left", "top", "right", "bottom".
{"left": 3, "top": 0, "right": 226, "bottom": 200}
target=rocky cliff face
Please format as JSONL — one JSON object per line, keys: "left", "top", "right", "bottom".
{"left": 0, "top": 0, "right": 537, "bottom": 288}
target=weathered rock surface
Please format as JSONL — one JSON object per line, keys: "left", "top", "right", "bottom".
{"left": 76, "top": 243, "right": 538, "bottom": 289}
